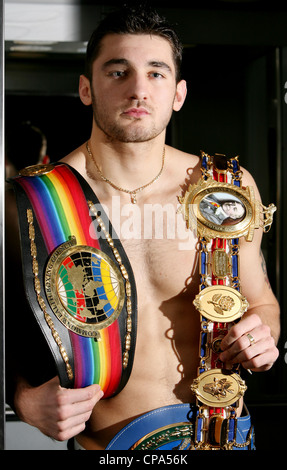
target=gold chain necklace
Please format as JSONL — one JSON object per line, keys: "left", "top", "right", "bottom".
{"left": 86, "top": 141, "right": 165, "bottom": 204}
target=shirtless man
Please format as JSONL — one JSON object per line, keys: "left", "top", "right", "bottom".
{"left": 6, "top": 7, "right": 280, "bottom": 450}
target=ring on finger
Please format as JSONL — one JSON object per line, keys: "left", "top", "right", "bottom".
{"left": 246, "top": 333, "right": 255, "bottom": 347}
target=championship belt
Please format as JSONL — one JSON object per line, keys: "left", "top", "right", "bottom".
{"left": 179, "top": 152, "right": 276, "bottom": 449}
{"left": 12, "top": 163, "right": 137, "bottom": 397}
{"left": 105, "top": 403, "right": 255, "bottom": 450}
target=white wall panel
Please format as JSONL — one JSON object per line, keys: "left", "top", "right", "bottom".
{"left": 5, "top": 2, "right": 81, "bottom": 41}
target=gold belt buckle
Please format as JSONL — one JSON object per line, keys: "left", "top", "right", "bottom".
{"left": 191, "top": 369, "right": 247, "bottom": 407}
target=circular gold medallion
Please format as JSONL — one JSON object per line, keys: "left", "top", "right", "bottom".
{"left": 19, "top": 163, "right": 55, "bottom": 176}
{"left": 191, "top": 369, "right": 247, "bottom": 407}
{"left": 45, "top": 237, "right": 125, "bottom": 337}
{"left": 193, "top": 285, "right": 248, "bottom": 323}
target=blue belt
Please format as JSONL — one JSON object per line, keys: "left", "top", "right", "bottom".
{"left": 106, "top": 404, "right": 255, "bottom": 450}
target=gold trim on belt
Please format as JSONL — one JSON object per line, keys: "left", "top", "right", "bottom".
{"left": 178, "top": 151, "right": 276, "bottom": 449}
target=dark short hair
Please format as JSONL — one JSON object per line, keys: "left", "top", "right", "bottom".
{"left": 85, "top": 5, "right": 183, "bottom": 83}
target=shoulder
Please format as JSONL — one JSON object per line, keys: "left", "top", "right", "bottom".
{"left": 168, "top": 145, "right": 200, "bottom": 165}
{"left": 166, "top": 145, "right": 201, "bottom": 182}
{"left": 59, "top": 143, "right": 86, "bottom": 173}
{"left": 241, "top": 165, "right": 262, "bottom": 201}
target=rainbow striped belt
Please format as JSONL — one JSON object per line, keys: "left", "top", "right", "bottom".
{"left": 13, "top": 163, "right": 137, "bottom": 397}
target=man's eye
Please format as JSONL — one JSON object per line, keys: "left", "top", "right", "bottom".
{"left": 150, "top": 72, "right": 164, "bottom": 79}
{"left": 109, "top": 71, "right": 126, "bottom": 78}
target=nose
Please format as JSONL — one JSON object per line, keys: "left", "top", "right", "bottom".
{"left": 128, "top": 72, "right": 148, "bottom": 101}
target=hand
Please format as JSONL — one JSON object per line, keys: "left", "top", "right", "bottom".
{"left": 15, "top": 376, "right": 104, "bottom": 441}
{"left": 219, "top": 313, "right": 279, "bottom": 372}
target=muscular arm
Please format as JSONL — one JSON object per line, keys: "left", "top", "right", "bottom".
{"left": 220, "top": 170, "right": 280, "bottom": 371}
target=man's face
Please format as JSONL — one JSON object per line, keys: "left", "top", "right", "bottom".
{"left": 222, "top": 201, "right": 245, "bottom": 219}
{"left": 88, "top": 34, "right": 186, "bottom": 143}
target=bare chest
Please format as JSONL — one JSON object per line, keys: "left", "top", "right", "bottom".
{"left": 123, "top": 236, "right": 198, "bottom": 302}
{"left": 122, "top": 234, "right": 201, "bottom": 394}
{"left": 109, "top": 200, "right": 198, "bottom": 297}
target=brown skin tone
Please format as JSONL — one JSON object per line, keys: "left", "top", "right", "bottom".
{"left": 9, "top": 34, "right": 280, "bottom": 449}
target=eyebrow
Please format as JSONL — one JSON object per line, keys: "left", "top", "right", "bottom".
{"left": 149, "top": 61, "right": 172, "bottom": 73}
{"left": 102, "top": 58, "right": 129, "bottom": 69}
{"left": 102, "top": 58, "right": 172, "bottom": 73}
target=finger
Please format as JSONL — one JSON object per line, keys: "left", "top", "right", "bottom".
{"left": 51, "top": 388, "right": 104, "bottom": 441}
{"left": 42, "top": 399, "right": 96, "bottom": 441}
{"left": 220, "top": 333, "right": 278, "bottom": 373}
{"left": 232, "top": 336, "right": 278, "bottom": 367}
{"left": 52, "top": 416, "right": 90, "bottom": 441}
{"left": 56, "top": 424, "right": 86, "bottom": 441}
{"left": 219, "top": 330, "right": 257, "bottom": 361}
{"left": 55, "top": 408, "right": 94, "bottom": 438}
{"left": 241, "top": 347, "right": 279, "bottom": 372}
{"left": 220, "top": 322, "right": 272, "bottom": 362}
{"left": 38, "top": 407, "right": 91, "bottom": 441}
{"left": 56, "top": 387, "right": 104, "bottom": 422}
{"left": 220, "top": 313, "right": 262, "bottom": 350}
{"left": 57, "top": 384, "right": 103, "bottom": 406}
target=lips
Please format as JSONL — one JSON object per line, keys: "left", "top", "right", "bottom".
{"left": 122, "top": 107, "right": 150, "bottom": 118}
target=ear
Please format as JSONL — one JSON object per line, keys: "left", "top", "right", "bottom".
{"left": 79, "top": 74, "right": 92, "bottom": 106}
{"left": 173, "top": 80, "right": 187, "bottom": 112}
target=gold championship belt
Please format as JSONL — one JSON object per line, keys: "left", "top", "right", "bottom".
{"left": 179, "top": 152, "right": 276, "bottom": 450}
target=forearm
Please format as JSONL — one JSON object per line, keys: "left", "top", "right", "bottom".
{"left": 13, "top": 376, "right": 45, "bottom": 426}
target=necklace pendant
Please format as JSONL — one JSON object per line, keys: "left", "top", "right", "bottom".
{"left": 86, "top": 142, "right": 165, "bottom": 204}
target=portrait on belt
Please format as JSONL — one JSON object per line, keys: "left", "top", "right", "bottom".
{"left": 199, "top": 192, "right": 246, "bottom": 226}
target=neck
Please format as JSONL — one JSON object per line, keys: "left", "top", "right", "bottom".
{"left": 85, "top": 129, "right": 167, "bottom": 202}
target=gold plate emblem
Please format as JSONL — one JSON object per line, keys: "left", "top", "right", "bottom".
{"left": 45, "top": 236, "right": 125, "bottom": 338}
{"left": 212, "top": 249, "right": 230, "bottom": 278}
{"left": 193, "top": 285, "right": 248, "bottom": 322}
{"left": 19, "top": 163, "right": 55, "bottom": 176}
{"left": 179, "top": 178, "right": 258, "bottom": 241}
{"left": 130, "top": 422, "right": 194, "bottom": 450}
{"left": 191, "top": 369, "right": 247, "bottom": 407}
